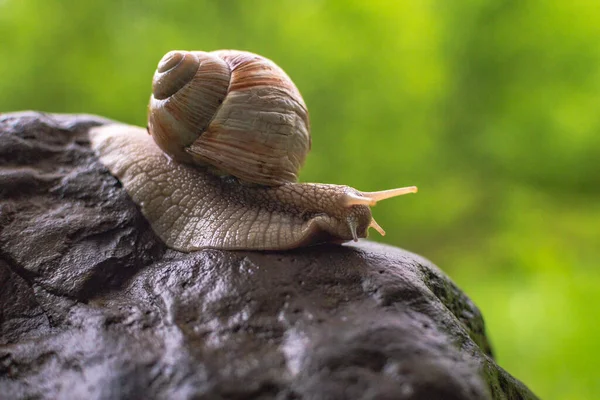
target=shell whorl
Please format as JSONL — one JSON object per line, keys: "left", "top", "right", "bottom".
{"left": 152, "top": 51, "right": 199, "bottom": 100}
{"left": 148, "top": 51, "right": 231, "bottom": 162}
{"left": 147, "top": 49, "right": 311, "bottom": 186}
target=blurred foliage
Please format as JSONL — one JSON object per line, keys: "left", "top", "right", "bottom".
{"left": 1, "top": 0, "right": 599, "bottom": 398}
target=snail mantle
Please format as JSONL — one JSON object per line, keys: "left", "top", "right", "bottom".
{"left": 0, "top": 112, "right": 538, "bottom": 399}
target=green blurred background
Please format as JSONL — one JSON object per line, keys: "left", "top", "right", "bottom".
{"left": 1, "top": 0, "right": 598, "bottom": 398}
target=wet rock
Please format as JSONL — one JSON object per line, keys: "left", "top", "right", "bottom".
{"left": 0, "top": 112, "right": 537, "bottom": 399}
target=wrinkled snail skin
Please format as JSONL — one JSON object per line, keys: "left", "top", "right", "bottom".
{"left": 89, "top": 49, "right": 417, "bottom": 252}
{"left": 90, "top": 124, "right": 376, "bottom": 251}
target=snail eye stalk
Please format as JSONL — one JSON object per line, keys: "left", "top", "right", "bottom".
{"left": 341, "top": 186, "right": 418, "bottom": 207}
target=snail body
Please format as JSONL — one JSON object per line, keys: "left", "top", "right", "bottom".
{"left": 89, "top": 50, "right": 417, "bottom": 251}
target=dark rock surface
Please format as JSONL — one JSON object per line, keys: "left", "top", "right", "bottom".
{"left": 0, "top": 112, "right": 537, "bottom": 400}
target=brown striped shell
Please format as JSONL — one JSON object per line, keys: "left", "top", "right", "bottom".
{"left": 147, "top": 50, "right": 311, "bottom": 186}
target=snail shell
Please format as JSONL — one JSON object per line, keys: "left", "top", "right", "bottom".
{"left": 89, "top": 50, "right": 417, "bottom": 251}
{"left": 148, "top": 50, "right": 310, "bottom": 186}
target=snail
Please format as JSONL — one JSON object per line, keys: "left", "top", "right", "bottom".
{"left": 89, "top": 50, "right": 417, "bottom": 251}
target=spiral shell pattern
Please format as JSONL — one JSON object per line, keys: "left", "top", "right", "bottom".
{"left": 147, "top": 50, "right": 311, "bottom": 186}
